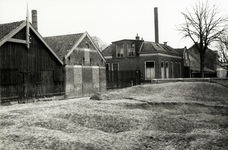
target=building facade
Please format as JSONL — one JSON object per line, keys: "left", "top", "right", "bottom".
{"left": 44, "top": 32, "right": 106, "bottom": 98}
{"left": 182, "top": 44, "right": 217, "bottom": 78}
{"left": 102, "top": 35, "right": 183, "bottom": 82}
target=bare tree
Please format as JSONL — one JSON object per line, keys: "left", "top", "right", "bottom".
{"left": 217, "top": 33, "right": 228, "bottom": 70}
{"left": 178, "top": 1, "right": 228, "bottom": 77}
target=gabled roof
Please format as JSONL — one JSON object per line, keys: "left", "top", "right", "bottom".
{"left": 139, "top": 41, "right": 180, "bottom": 56}
{"left": 0, "top": 20, "right": 63, "bottom": 65}
{"left": 44, "top": 32, "right": 106, "bottom": 62}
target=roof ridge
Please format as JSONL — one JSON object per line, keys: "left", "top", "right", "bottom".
{"left": 44, "top": 32, "right": 84, "bottom": 38}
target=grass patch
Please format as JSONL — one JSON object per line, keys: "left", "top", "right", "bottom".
{"left": 1, "top": 82, "right": 228, "bottom": 149}
{"left": 93, "top": 82, "right": 228, "bottom": 104}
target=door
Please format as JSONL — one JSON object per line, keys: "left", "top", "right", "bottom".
{"left": 145, "top": 61, "right": 155, "bottom": 80}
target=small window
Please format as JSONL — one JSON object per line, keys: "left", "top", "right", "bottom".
{"left": 116, "top": 44, "right": 124, "bottom": 58}
{"left": 82, "top": 57, "right": 85, "bottom": 65}
{"left": 127, "top": 43, "right": 135, "bottom": 57}
{"left": 161, "top": 61, "right": 164, "bottom": 68}
{"left": 85, "top": 43, "right": 89, "bottom": 49}
{"left": 146, "top": 61, "right": 154, "bottom": 68}
{"left": 166, "top": 62, "right": 168, "bottom": 68}
{"left": 106, "top": 63, "right": 110, "bottom": 71}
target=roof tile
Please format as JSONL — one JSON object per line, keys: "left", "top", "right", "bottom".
{"left": 44, "top": 33, "right": 83, "bottom": 59}
{"left": 0, "top": 20, "right": 25, "bottom": 41}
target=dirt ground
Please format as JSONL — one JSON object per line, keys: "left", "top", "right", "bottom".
{"left": 1, "top": 82, "right": 228, "bottom": 149}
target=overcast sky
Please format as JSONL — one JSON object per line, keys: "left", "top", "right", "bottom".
{"left": 0, "top": 0, "right": 227, "bottom": 48}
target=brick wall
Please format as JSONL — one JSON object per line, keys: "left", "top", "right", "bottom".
{"left": 106, "top": 55, "right": 183, "bottom": 81}
{"left": 65, "top": 65, "right": 106, "bottom": 98}
{"left": 105, "top": 40, "right": 183, "bottom": 81}
{"left": 99, "top": 67, "right": 106, "bottom": 93}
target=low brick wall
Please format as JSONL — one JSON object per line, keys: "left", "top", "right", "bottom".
{"left": 152, "top": 78, "right": 228, "bottom": 88}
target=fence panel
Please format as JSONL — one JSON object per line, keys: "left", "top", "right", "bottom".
{"left": 106, "top": 70, "right": 141, "bottom": 89}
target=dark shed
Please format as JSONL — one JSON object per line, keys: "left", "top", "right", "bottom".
{"left": 0, "top": 17, "right": 64, "bottom": 103}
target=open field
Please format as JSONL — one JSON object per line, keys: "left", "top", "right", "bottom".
{"left": 1, "top": 82, "right": 228, "bottom": 149}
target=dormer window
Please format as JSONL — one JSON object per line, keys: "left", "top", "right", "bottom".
{"left": 116, "top": 44, "right": 124, "bottom": 58}
{"left": 127, "top": 43, "right": 135, "bottom": 57}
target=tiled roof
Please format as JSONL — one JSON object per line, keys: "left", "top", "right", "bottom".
{"left": 102, "top": 41, "right": 181, "bottom": 57}
{"left": 44, "top": 33, "right": 83, "bottom": 59}
{"left": 0, "top": 20, "right": 25, "bottom": 41}
{"left": 140, "top": 42, "right": 180, "bottom": 55}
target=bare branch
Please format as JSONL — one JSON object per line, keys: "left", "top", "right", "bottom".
{"left": 177, "top": 0, "right": 228, "bottom": 76}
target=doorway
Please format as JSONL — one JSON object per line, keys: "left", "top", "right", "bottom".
{"left": 145, "top": 61, "right": 155, "bottom": 80}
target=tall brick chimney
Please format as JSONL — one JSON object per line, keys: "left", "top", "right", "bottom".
{"left": 32, "top": 10, "right": 38, "bottom": 30}
{"left": 154, "top": 7, "right": 159, "bottom": 43}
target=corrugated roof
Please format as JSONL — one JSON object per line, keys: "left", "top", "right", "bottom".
{"left": 0, "top": 20, "right": 25, "bottom": 41}
{"left": 44, "top": 33, "right": 83, "bottom": 59}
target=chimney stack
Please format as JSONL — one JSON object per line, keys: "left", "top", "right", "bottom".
{"left": 154, "top": 7, "right": 159, "bottom": 43}
{"left": 32, "top": 10, "right": 38, "bottom": 30}
{"left": 135, "top": 34, "right": 140, "bottom": 40}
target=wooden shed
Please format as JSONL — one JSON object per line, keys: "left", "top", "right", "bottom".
{"left": 0, "top": 13, "right": 64, "bottom": 103}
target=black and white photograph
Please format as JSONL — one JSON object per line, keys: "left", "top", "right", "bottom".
{"left": 0, "top": 0, "right": 228, "bottom": 149}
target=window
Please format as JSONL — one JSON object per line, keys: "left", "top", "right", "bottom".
{"left": 175, "top": 62, "right": 178, "bottom": 78}
{"left": 82, "top": 57, "right": 85, "bottom": 65}
{"left": 116, "top": 44, "right": 124, "bottom": 58}
{"left": 112, "top": 63, "right": 119, "bottom": 71}
{"left": 85, "top": 42, "right": 89, "bottom": 49}
{"left": 106, "top": 63, "right": 111, "bottom": 81}
{"left": 84, "top": 51, "right": 90, "bottom": 65}
{"left": 179, "top": 62, "right": 181, "bottom": 78}
{"left": 127, "top": 43, "right": 135, "bottom": 57}
{"left": 166, "top": 61, "right": 169, "bottom": 78}
{"left": 170, "top": 62, "right": 173, "bottom": 78}
{"left": 106, "top": 63, "right": 110, "bottom": 71}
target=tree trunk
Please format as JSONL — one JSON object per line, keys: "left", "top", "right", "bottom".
{"left": 200, "top": 55, "right": 204, "bottom": 78}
